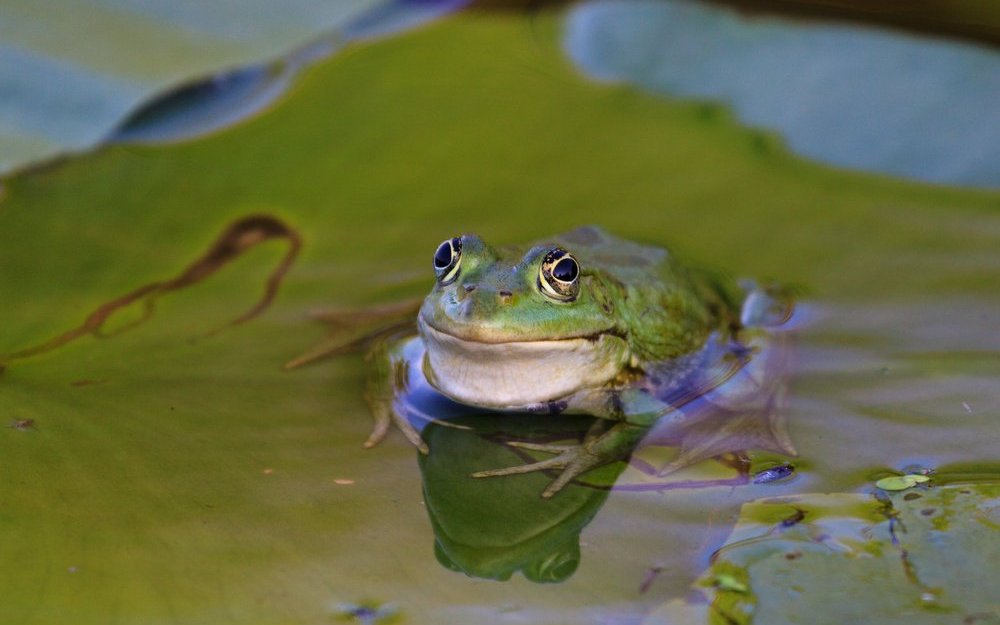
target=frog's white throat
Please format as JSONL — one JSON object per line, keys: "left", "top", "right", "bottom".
{"left": 417, "top": 317, "right": 629, "bottom": 409}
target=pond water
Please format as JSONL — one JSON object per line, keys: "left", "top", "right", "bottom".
{"left": 0, "top": 5, "right": 998, "bottom": 625}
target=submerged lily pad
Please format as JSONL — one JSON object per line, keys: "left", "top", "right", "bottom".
{"left": 690, "top": 481, "right": 1000, "bottom": 624}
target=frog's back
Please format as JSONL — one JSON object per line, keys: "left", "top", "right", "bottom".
{"left": 546, "top": 226, "right": 739, "bottom": 363}
{"left": 545, "top": 226, "right": 672, "bottom": 283}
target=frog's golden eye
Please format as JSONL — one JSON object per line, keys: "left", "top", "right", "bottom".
{"left": 538, "top": 247, "right": 580, "bottom": 302}
{"left": 433, "top": 237, "right": 462, "bottom": 285}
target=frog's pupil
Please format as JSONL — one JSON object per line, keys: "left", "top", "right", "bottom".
{"left": 552, "top": 257, "right": 578, "bottom": 283}
{"left": 434, "top": 241, "right": 453, "bottom": 269}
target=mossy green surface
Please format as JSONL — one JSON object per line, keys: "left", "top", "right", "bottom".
{"left": 1, "top": 10, "right": 998, "bottom": 624}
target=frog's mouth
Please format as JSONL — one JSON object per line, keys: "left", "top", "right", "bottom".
{"left": 417, "top": 317, "right": 629, "bottom": 409}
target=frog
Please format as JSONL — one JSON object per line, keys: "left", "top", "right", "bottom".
{"left": 290, "top": 226, "right": 795, "bottom": 497}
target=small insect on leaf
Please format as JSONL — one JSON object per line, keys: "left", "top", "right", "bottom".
{"left": 875, "top": 474, "right": 931, "bottom": 491}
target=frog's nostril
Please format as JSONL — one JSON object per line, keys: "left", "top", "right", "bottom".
{"left": 498, "top": 290, "right": 513, "bottom": 304}
{"left": 464, "top": 284, "right": 477, "bottom": 293}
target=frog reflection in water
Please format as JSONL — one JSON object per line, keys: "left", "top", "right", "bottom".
{"left": 291, "top": 226, "right": 795, "bottom": 498}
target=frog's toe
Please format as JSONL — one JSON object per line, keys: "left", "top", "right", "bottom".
{"left": 471, "top": 445, "right": 607, "bottom": 498}
{"left": 471, "top": 454, "right": 569, "bottom": 478}
{"left": 285, "top": 334, "right": 354, "bottom": 369}
{"left": 364, "top": 403, "right": 428, "bottom": 454}
{"left": 362, "top": 421, "right": 390, "bottom": 449}
{"left": 542, "top": 467, "right": 585, "bottom": 498}
{"left": 394, "top": 409, "right": 429, "bottom": 454}
{"left": 541, "top": 451, "right": 612, "bottom": 498}
{"left": 363, "top": 401, "right": 392, "bottom": 449}
{"left": 504, "top": 441, "right": 576, "bottom": 453}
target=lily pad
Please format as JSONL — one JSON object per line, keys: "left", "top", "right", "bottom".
{"left": 565, "top": 0, "right": 1000, "bottom": 187}
{"left": 0, "top": 0, "right": 468, "bottom": 174}
{"left": 0, "top": 7, "right": 998, "bottom": 625}
{"left": 690, "top": 482, "right": 1000, "bottom": 624}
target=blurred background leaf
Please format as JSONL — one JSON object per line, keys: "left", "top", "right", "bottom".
{"left": 566, "top": 0, "right": 1000, "bottom": 188}
{"left": 0, "top": 0, "right": 469, "bottom": 174}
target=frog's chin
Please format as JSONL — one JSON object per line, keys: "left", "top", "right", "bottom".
{"left": 417, "top": 317, "right": 630, "bottom": 409}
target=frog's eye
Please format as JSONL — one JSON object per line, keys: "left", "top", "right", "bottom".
{"left": 538, "top": 247, "right": 580, "bottom": 302}
{"left": 433, "top": 237, "right": 462, "bottom": 285}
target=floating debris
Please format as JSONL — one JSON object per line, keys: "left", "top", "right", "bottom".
{"left": 640, "top": 565, "right": 664, "bottom": 594}
{"left": 752, "top": 463, "right": 795, "bottom": 484}
{"left": 333, "top": 601, "right": 398, "bottom": 624}
{"left": 7, "top": 419, "right": 36, "bottom": 431}
{"left": 780, "top": 508, "right": 806, "bottom": 528}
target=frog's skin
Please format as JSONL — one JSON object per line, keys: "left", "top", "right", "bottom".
{"left": 416, "top": 226, "right": 739, "bottom": 409}
{"left": 292, "top": 226, "right": 793, "bottom": 497}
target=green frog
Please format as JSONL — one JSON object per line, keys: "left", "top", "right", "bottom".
{"left": 291, "top": 226, "right": 794, "bottom": 497}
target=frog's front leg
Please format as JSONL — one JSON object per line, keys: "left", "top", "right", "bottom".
{"left": 474, "top": 388, "right": 677, "bottom": 498}
{"left": 363, "top": 334, "right": 429, "bottom": 454}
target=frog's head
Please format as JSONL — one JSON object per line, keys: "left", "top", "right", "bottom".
{"left": 418, "top": 233, "right": 630, "bottom": 409}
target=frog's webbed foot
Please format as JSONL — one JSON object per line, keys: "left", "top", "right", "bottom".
{"left": 471, "top": 441, "right": 607, "bottom": 499}
{"left": 472, "top": 422, "right": 647, "bottom": 498}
